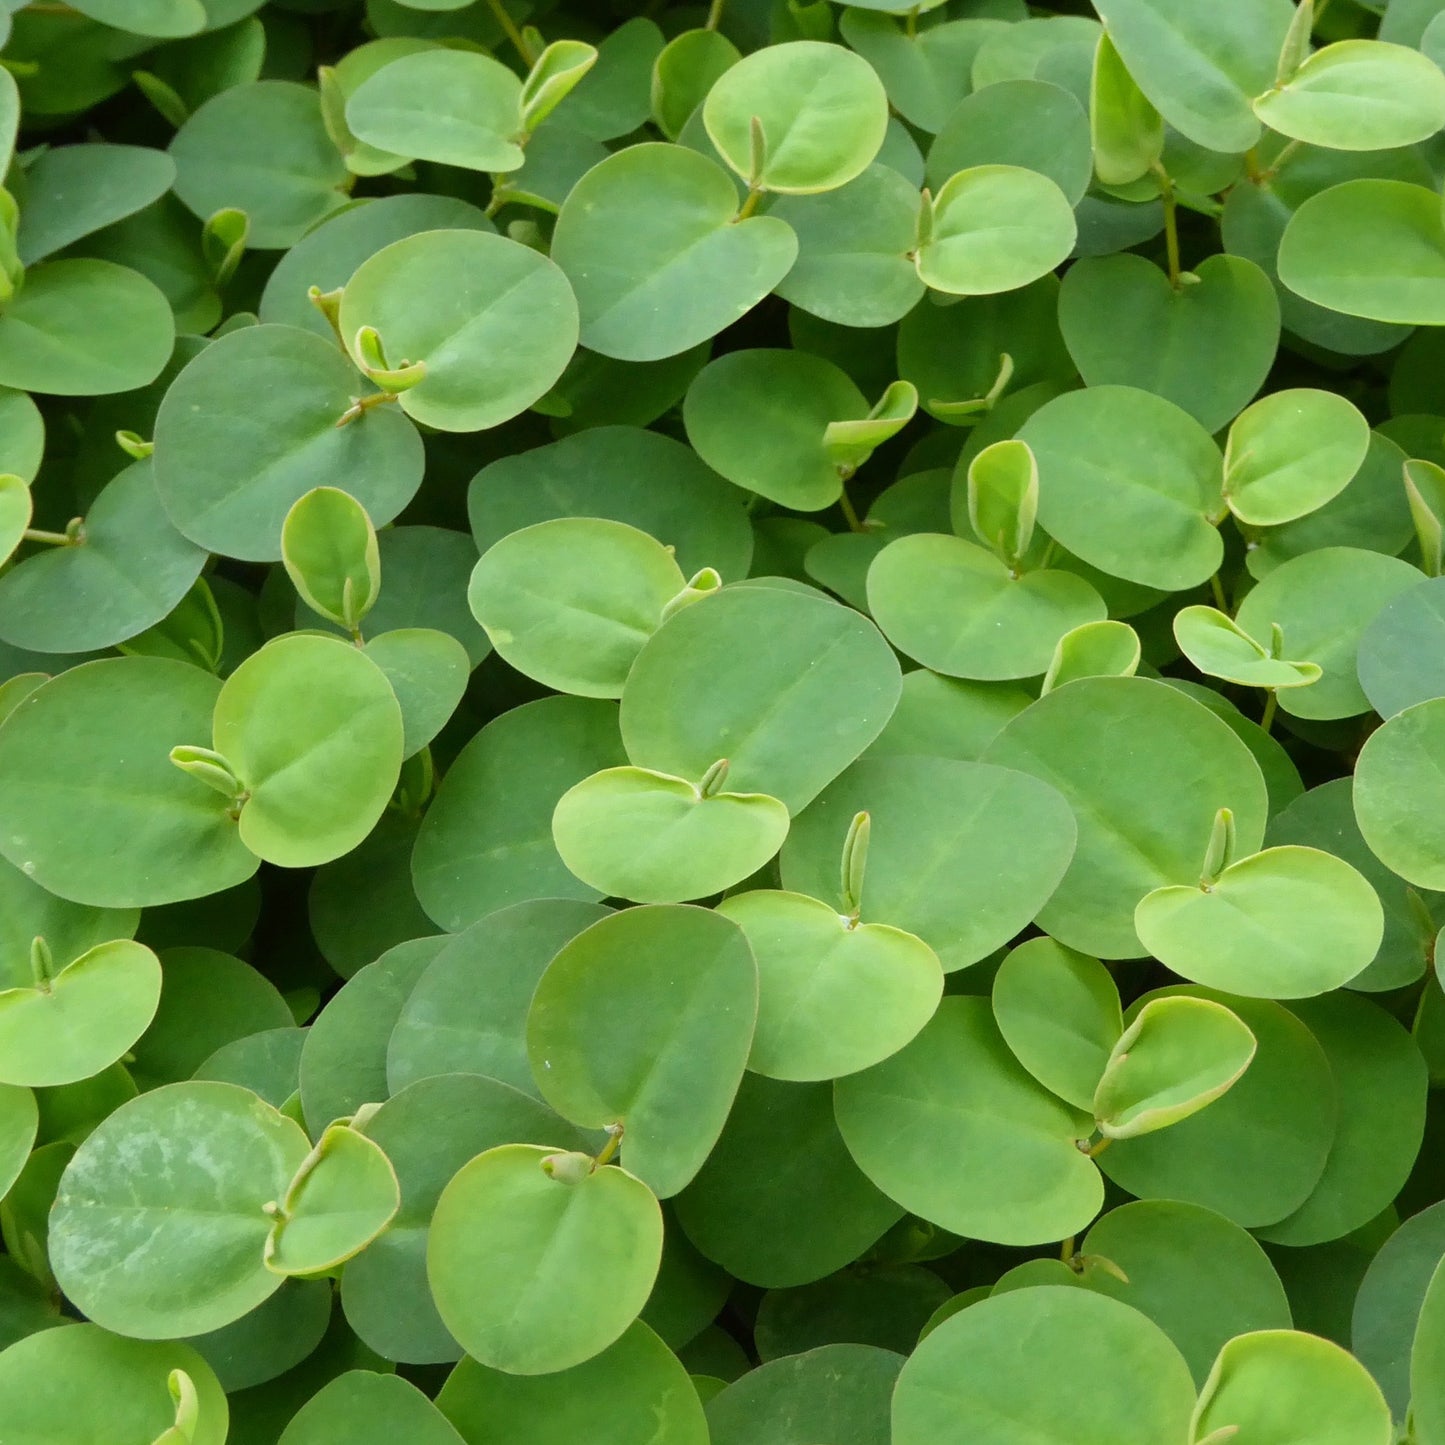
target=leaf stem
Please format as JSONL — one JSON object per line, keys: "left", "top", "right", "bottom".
{"left": 838, "top": 481, "right": 865, "bottom": 534}
{"left": 1085, "top": 1136, "right": 1113, "bottom": 1159}
{"left": 484, "top": 0, "right": 537, "bottom": 65}
{"left": 1059, "top": 1235, "right": 1076, "bottom": 1263}
{"left": 594, "top": 1123, "right": 623, "bottom": 1169}
{"left": 336, "top": 391, "right": 401, "bottom": 428}
{"left": 21, "top": 528, "right": 72, "bottom": 547}
{"left": 735, "top": 186, "right": 764, "bottom": 221}
{"left": 905, "top": 5, "right": 918, "bottom": 36}
{"left": 1151, "top": 162, "right": 1181, "bottom": 289}
{"left": 1260, "top": 691, "right": 1278, "bottom": 736}
{"left": 705, "top": 0, "right": 725, "bottom": 28}
{"left": 1209, "top": 572, "right": 1228, "bottom": 613}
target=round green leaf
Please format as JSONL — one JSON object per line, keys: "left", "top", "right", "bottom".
{"left": 892, "top": 1286, "right": 1196, "bottom": 1445}
{"left": 1136, "top": 844, "right": 1384, "bottom": 998}
{"left": 1278, "top": 179, "right": 1445, "bottom": 325}
{"left": 338, "top": 229, "right": 578, "bottom": 433}
{"left": 833, "top": 996, "right": 1103, "bottom": 1246}
{"left": 715, "top": 889, "right": 942, "bottom": 1082}
{"left": 1058, "top": 252, "right": 1280, "bottom": 434}
{"left": 1255, "top": 40, "right": 1445, "bottom": 151}
{"left": 1079, "top": 1200, "right": 1291, "bottom": 1385}
{"left": 468, "top": 518, "right": 685, "bottom": 697}
{"left": 707, "top": 1342, "right": 901, "bottom": 1445}
{"left": 1234, "top": 546, "right": 1423, "bottom": 720}
{"left": 411, "top": 697, "right": 625, "bottom": 931}
{"left": 279, "top": 1370, "right": 464, "bottom": 1445}
{"left": 1355, "top": 698, "right": 1445, "bottom": 890}
{"left": 1093, "top": 994, "right": 1256, "bottom": 1138}
{"left": 552, "top": 765, "right": 790, "bottom": 904}
{"left": 49, "top": 1080, "right": 311, "bottom": 1337}
{"left": 345, "top": 50, "right": 523, "bottom": 172}
{"left": 779, "top": 754, "right": 1077, "bottom": 972}
{"left": 170, "top": 81, "right": 350, "bottom": 248}
{"left": 992, "top": 936, "right": 1122, "bottom": 1110}
{"left": 264, "top": 1121, "right": 400, "bottom": 1276}
{"left": 702, "top": 41, "right": 888, "bottom": 195}
{"left": 915, "top": 165, "right": 1076, "bottom": 296}
{"left": 1258, "top": 992, "right": 1428, "bottom": 1247}
{"left": 867, "top": 532, "right": 1106, "bottom": 680}
{"left": 0, "top": 658, "right": 257, "bottom": 908}
{"left": 387, "top": 899, "right": 610, "bottom": 1098}
{"left": 0, "top": 259, "right": 173, "bottom": 398}
{"left": 620, "top": 586, "right": 901, "bottom": 814}
{"left": 0, "top": 390, "right": 43, "bottom": 486}
{"left": 1019, "top": 385, "right": 1224, "bottom": 590}
{"left": 1194, "top": 1330, "right": 1393, "bottom": 1445}
{"left": 1100, "top": 989, "right": 1336, "bottom": 1228}
{"left": 550, "top": 143, "right": 798, "bottom": 362}
{"left": 152, "top": 323, "right": 423, "bottom": 562}
{"left": 982, "top": 677, "right": 1268, "bottom": 958}
{"left": 0, "top": 938, "right": 161, "bottom": 1088}
{"left": 427, "top": 1144, "right": 663, "bottom": 1375}
{"left": 282, "top": 487, "right": 380, "bottom": 632}
{"left": 0, "top": 1083, "right": 36, "bottom": 1199}
{"left": 437, "top": 1320, "right": 707, "bottom": 1445}
{"left": 1359, "top": 576, "right": 1445, "bottom": 720}
{"left": 0, "top": 1324, "right": 228, "bottom": 1445}
{"left": 527, "top": 903, "right": 757, "bottom": 1197}
{"left": 673, "top": 1072, "right": 903, "bottom": 1288}
{"left": 0, "top": 460, "right": 205, "bottom": 654}
{"left": 212, "top": 633, "right": 403, "bottom": 868}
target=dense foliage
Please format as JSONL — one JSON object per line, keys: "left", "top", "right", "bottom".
{"left": 6, "top": 0, "right": 1445, "bottom": 1440}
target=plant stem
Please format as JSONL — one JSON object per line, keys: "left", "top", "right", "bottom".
{"left": 1151, "top": 162, "right": 1181, "bottom": 289}
{"left": 21, "top": 528, "right": 72, "bottom": 547}
{"left": 838, "top": 481, "right": 864, "bottom": 534}
{"left": 1260, "top": 691, "right": 1278, "bottom": 736}
{"left": 1209, "top": 572, "right": 1228, "bottom": 613}
{"left": 1085, "top": 1136, "right": 1113, "bottom": 1159}
{"left": 705, "top": 0, "right": 725, "bottom": 28}
{"left": 484, "top": 0, "right": 537, "bottom": 65}
{"left": 905, "top": 5, "right": 918, "bottom": 36}
{"left": 594, "top": 1124, "right": 623, "bottom": 1168}
{"left": 1059, "top": 1235, "right": 1076, "bottom": 1263}
{"left": 735, "top": 186, "right": 763, "bottom": 221}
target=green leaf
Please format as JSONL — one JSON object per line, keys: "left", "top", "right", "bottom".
{"left": 552, "top": 765, "right": 790, "bottom": 904}
{"left": 0, "top": 1082, "right": 37, "bottom": 1199}
{"left": 468, "top": 518, "right": 685, "bottom": 697}
{"left": 282, "top": 488, "right": 381, "bottom": 633}
{"left": 983, "top": 677, "right": 1268, "bottom": 958}
{"left": 1278, "top": 179, "right": 1445, "bottom": 325}
{"left": 1136, "top": 843, "right": 1384, "bottom": 998}
{"left": 152, "top": 323, "right": 423, "bottom": 563}
{"left": 651, "top": 27, "right": 739, "bottom": 140}
{"left": 620, "top": 585, "right": 901, "bottom": 814}
{"left": 521, "top": 40, "right": 598, "bottom": 135}
{"left": 992, "top": 935, "right": 1122, "bottom": 1111}
{"left": 1172, "top": 605, "right": 1322, "bottom": 690}
{"left": 278, "top": 1371, "right": 464, "bottom": 1445}
{"left": 338, "top": 229, "right": 579, "bottom": 433}
{"left": 210, "top": 633, "right": 404, "bottom": 868}
{"left": 0, "top": 1325, "right": 228, "bottom": 1445}
{"left": 264, "top": 1119, "right": 400, "bottom": 1275}
{"left": 437, "top": 1321, "right": 707, "bottom": 1445}
{"left": 170, "top": 82, "right": 350, "bottom": 249}
{"left": 892, "top": 1287, "right": 1196, "bottom": 1445}
{"left": 360, "top": 628, "right": 469, "bottom": 759}
{"left": 1091, "top": 32, "right": 1164, "bottom": 186}
{"left": 1042, "top": 618, "right": 1142, "bottom": 691}
{"left": 49, "top": 1080, "right": 311, "bottom": 1337}
{"left": 715, "top": 889, "right": 942, "bottom": 1082}
{"left": 1057, "top": 252, "right": 1280, "bottom": 434}
{"left": 1100, "top": 989, "right": 1336, "bottom": 1228}
{"left": 834, "top": 996, "right": 1103, "bottom": 1246}
{"left": 427, "top": 1144, "right": 663, "bottom": 1374}
{"left": 703, "top": 40, "right": 889, "bottom": 195}
{"left": 916, "top": 165, "right": 1076, "bottom": 296}
{"left": 1194, "top": 1330, "right": 1393, "bottom": 1445}
{"left": 345, "top": 50, "right": 523, "bottom": 172}
{"left": 0, "top": 938, "right": 161, "bottom": 1088}
{"left": 1253, "top": 40, "right": 1445, "bottom": 151}
{"left": 0, "top": 658, "right": 257, "bottom": 908}
{"left": 1093, "top": 994, "right": 1256, "bottom": 1138}
{"left": 526, "top": 903, "right": 757, "bottom": 1197}
{"left": 551, "top": 143, "right": 797, "bottom": 362}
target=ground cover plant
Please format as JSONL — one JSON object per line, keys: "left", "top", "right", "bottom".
{"left": 10, "top": 0, "right": 1445, "bottom": 1440}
